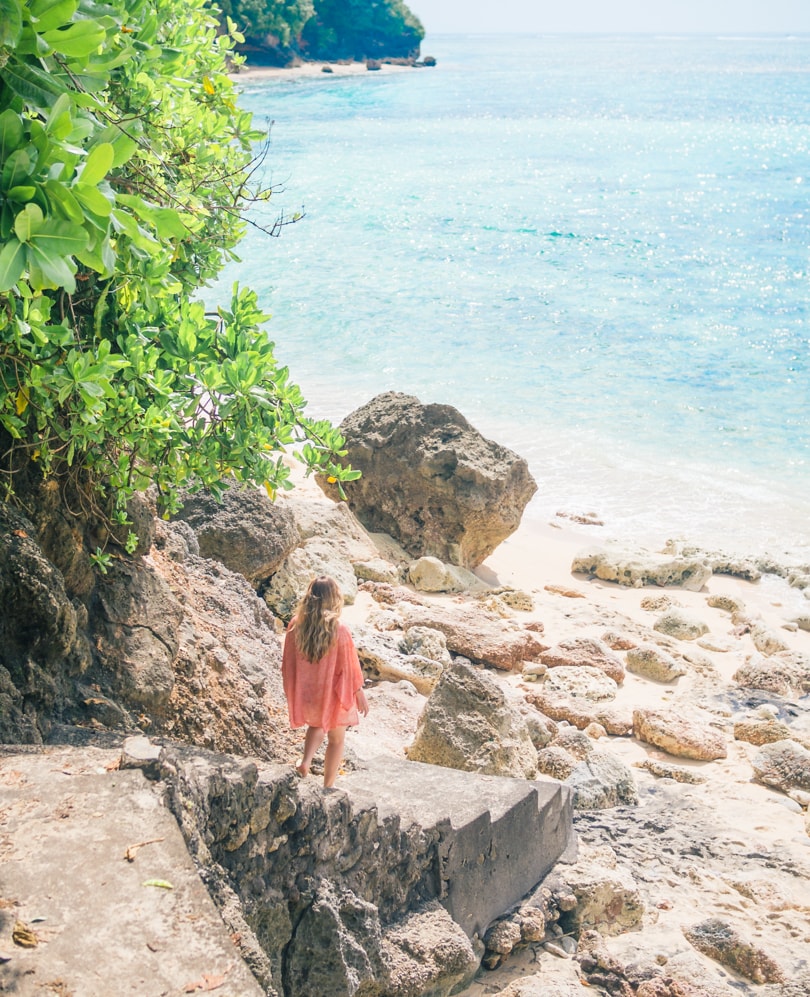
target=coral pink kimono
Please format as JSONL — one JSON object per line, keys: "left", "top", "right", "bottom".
{"left": 282, "top": 621, "right": 364, "bottom": 731}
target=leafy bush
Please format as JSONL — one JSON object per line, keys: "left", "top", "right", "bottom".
{"left": 0, "top": 0, "right": 358, "bottom": 538}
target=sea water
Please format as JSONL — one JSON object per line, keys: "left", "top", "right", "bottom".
{"left": 211, "top": 34, "right": 810, "bottom": 563}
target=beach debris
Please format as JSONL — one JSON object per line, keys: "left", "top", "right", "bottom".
{"left": 12, "top": 920, "right": 38, "bottom": 947}
{"left": 124, "top": 838, "right": 165, "bottom": 863}
{"left": 142, "top": 879, "right": 174, "bottom": 890}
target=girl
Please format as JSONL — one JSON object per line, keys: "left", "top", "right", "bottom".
{"left": 281, "top": 575, "right": 369, "bottom": 787}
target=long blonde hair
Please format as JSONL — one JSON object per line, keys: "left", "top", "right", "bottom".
{"left": 293, "top": 576, "right": 343, "bottom": 663}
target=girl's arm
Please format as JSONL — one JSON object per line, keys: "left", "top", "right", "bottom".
{"left": 355, "top": 687, "right": 369, "bottom": 717}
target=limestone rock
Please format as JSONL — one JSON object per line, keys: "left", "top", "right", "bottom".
{"left": 571, "top": 544, "right": 711, "bottom": 590}
{"left": 636, "top": 759, "right": 706, "bottom": 784}
{"left": 625, "top": 644, "right": 687, "bottom": 683}
{"left": 527, "top": 691, "right": 633, "bottom": 736}
{"left": 0, "top": 504, "right": 83, "bottom": 741}
{"left": 540, "top": 638, "right": 625, "bottom": 684}
{"left": 751, "top": 739, "right": 810, "bottom": 794}
{"left": 408, "top": 556, "right": 480, "bottom": 593}
{"left": 263, "top": 538, "right": 358, "bottom": 618}
{"left": 318, "top": 392, "right": 537, "bottom": 568}
{"left": 93, "top": 557, "right": 183, "bottom": 709}
{"left": 733, "top": 650, "right": 810, "bottom": 698}
{"left": 382, "top": 902, "right": 480, "bottom": 997}
{"left": 353, "top": 626, "right": 444, "bottom": 695}
{"left": 652, "top": 609, "right": 709, "bottom": 641}
{"left": 399, "top": 603, "right": 546, "bottom": 671}
{"left": 633, "top": 708, "right": 727, "bottom": 761}
{"left": 683, "top": 918, "right": 786, "bottom": 984}
{"left": 536, "top": 730, "right": 637, "bottom": 809}
{"left": 543, "top": 665, "right": 618, "bottom": 703}
{"left": 492, "top": 981, "right": 583, "bottom": 997}
{"left": 285, "top": 880, "right": 388, "bottom": 996}
{"left": 564, "top": 856, "right": 644, "bottom": 936}
{"left": 733, "top": 717, "right": 795, "bottom": 747}
{"left": 399, "top": 627, "right": 452, "bottom": 667}
{"left": 173, "top": 486, "right": 298, "bottom": 585}
{"left": 707, "top": 593, "right": 746, "bottom": 614}
{"left": 406, "top": 660, "right": 538, "bottom": 778}
{"left": 750, "top": 622, "right": 790, "bottom": 656}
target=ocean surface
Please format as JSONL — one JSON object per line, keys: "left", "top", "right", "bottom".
{"left": 212, "top": 34, "right": 810, "bottom": 564}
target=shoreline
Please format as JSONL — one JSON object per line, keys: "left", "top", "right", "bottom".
{"left": 232, "top": 60, "right": 424, "bottom": 81}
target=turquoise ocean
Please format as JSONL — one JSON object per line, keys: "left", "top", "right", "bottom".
{"left": 213, "top": 34, "right": 810, "bottom": 563}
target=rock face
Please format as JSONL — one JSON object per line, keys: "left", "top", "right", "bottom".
{"left": 406, "top": 660, "right": 539, "bottom": 778}
{"left": 318, "top": 392, "right": 537, "bottom": 568}
{"left": 173, "top": 486, "right": 298, "bottom": 585}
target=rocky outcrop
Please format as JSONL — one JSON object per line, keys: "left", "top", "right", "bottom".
{"left": 406, "top": 660, "right": 539, "bottom": 778}
{"left": 318, "top": 392, "right": 537, "bottom": 568}
{"left": 571, "top": 544, "right": 712, "bottom": 590}
{"left": 173, "top": 486, "right": 298, "bottom": 585}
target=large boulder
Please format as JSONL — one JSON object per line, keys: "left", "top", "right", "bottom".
{"left": 406, "top": 660, "right": 538, "bottom": 778}
{"left": 173, "top": 486, "right": 298, "bottom": 585}
{"left": 318, "top": 392, "right": 537, "bottom": 568}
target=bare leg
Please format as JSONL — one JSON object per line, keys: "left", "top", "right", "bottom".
{"left": 323, "top": 727, "right": 347, "bottom": 788}
{"left": 297, "top": 726, "right": 325, "bottom": 776}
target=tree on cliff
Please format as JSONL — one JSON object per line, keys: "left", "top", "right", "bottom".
{"left": 217, "top": 0, "right": 425, "bottom": 63}
{"left": 0, "top": 0, "right": 357, "bottom": 556}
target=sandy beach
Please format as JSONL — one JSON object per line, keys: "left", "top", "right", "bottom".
{"left": 312, "top": 467, "right": 810, "bottom": 995}
{"left": 232, "top": 59, "right": 423, "bottom": 82}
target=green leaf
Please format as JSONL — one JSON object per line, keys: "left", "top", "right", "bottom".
{"left": 0, "top": 109, "right": 24, "bottom": 162}
{"left": 30, "top": 0, "right": 78, "bottom": 32}
{"left": 31, "top": 218, "right": 89, "bottom": 256}
{"left": 1, "top": 57, "right": 66, "bottom": 106}
{"left": 1, "top": 148, "right": 32, "bottom": 190}
{"left": 42, "top": 20, "right": 106, "bottom": 58}
{"left": 73, "top": 182, "right": 112, "bottom": 216}
{"left": 28, "top": 243, "right": 77, "bottom": 292}
{"left": 0, "top": 0, "right": 23, "bottom": 48}
{"left": 80, "top": 142, "right": 113, "bottom": 186}
{"left": 0, "top": 239, "right": 26, "bottom": 292}
{"left": 7, "top": 185, "right": 36, "bottom": 202}
{"left": 14, "top": 202, "right": 43, "bottom": 243}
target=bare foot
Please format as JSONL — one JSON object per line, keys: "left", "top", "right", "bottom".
{"left": 295, "top": 762, "right": 308, "bottom": 778}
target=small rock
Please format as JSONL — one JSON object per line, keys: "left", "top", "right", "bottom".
{"left": 633, "top": 708, "right": 727, "bottom": 761}
{"left": 751, "top": 739, "right": 810, "bottom": 794}
{"left": 683, "top": 918, "right": 785, "bottom": 984}
{"left": 653, "top": 610, "right": 709, "bottom": 641}
{"left": 625, "top": 644, "right": 687, "bottom": 683}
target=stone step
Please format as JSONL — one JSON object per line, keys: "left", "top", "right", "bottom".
{"left": 0, "top": 745, "right": 264, "bottom": 997}
{"left": 341, "top": 757, "right": 574, "bottom": 939}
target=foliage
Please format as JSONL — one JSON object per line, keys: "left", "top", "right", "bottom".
{"left": 0, "top": 0, "right": 359, "bottom": 534}
{"left": 216, "top": 0, "right": 314, "bottom": 48}
{"left": 215, "top": 0, "right": 425, "bottom": 62}
{"left": 302, "top": 0, "right": 424, "bottom": 60}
